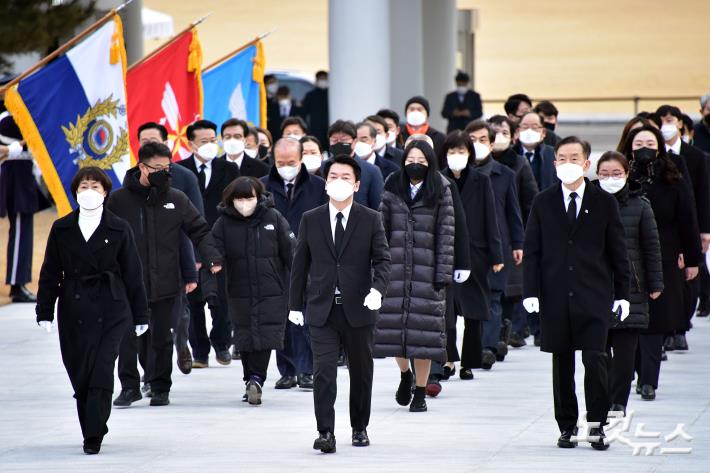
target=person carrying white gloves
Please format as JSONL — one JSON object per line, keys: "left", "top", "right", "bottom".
{"left": 523, "top": 297, "right": 630, "bottom": 320}
{"left": 288, "top": 288, "right": 384, "bottom": 326}
{"left": 39, "top": 321, "right": 148, "bottom": 336}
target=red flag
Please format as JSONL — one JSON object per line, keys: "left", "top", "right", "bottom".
{"left": 127, "top": 29, "right": 203, "bottom": 161}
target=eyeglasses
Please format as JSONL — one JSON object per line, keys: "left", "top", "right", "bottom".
{"left": 598, "top": 171, "right": 625, "bottom": 179}
{"left": 143, "top": 163, "right": 172, "bottom": 172}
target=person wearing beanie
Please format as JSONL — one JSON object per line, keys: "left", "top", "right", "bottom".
{"left": 399, "top": 96, "right": 446, "bottom": 156}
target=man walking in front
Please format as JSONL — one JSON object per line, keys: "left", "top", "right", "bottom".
{"left": 289, "top": 155, "right": 391, "bottom": 453}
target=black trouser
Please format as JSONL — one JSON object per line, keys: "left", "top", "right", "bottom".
{"left": 460, "top": 319, "right": 482, "bottom": 369}
{"left": 309, "top": 302, "right": 374, "bottom": 434}
{"left": 188, "top": 273, "right": 231, "bottom": 360}
{"left": 445, "top": 327, "right": 459, "bottom": 362}
{"left": 76, "top": 388, "right": 112, "bottom": 443}
{"left": 5, "top": 211, "right": 33, "bottom": 285}
{"left": 240, "top": 349, "right": 272, "bottom": 383}
{"left": 637, "top": 334, "right": 663, "bottom": 389}
{"left": 552, "top": 350, "right": 608, "bottom": 432}
{"left": 605, "top": 329, "right": 639, "bottom": 407}
{"left": 172, "top": 293, "right": 191, "bottom": 352}
{"left": 699, "top": 261, "right": 710, "bottom": 309}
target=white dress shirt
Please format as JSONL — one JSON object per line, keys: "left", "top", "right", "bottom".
{"left": 194, "top": 156, "right": 213, "bottom": 188}
{"left": 561, "top": 179, "right": 585, "bottom": 219}
{"left": 666, "top": 137, "right": 682, "bottom": 155}
{"left": 329, "top": 202, "right": 352, "bottom": 241}
{"left": 366, "top": 153, "right": 377, "bottom": 166}
{"left": 226, "top": 153, "right": 244, "bottom": 168}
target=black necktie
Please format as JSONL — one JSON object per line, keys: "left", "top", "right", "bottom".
{"left": 335, "top": 212, "right": 345, "bottom": 254}
{"left": 287, "top": 182, "right": 294, "bottom": 201}
{"left": 567, "top": 192, "right": 578, "bottom": 226}
{"left": 198, "top": 164, "right": 206, "bottom": 192}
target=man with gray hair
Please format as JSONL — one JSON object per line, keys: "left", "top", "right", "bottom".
{"left": 261, "top": 137, "right": 328, "bottom": 391}
{"left": 692, "top": 92, "right": 710, "bottom": 152}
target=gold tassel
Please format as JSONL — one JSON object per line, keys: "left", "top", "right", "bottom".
{"left": 187, "top": 28, "right": 203, "bottom": 73}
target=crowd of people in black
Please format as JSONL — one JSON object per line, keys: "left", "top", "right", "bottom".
{"left": 15, "top": 72, "right": 710, "bottom": 455}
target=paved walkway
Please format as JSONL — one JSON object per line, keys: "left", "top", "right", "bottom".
{"left": 0, "top": 303, "right": 708, "bottom": 472}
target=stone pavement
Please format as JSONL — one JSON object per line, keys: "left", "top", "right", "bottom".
{"left": 0, "top": 302, "right": 708, "bottom": 473}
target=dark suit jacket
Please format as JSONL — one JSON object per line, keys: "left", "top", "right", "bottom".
{"left": 266, "top": 98, "right": 301, "bottom": 141}
{"left": 381, "top": 145, "right": 404, "bottom": 165}
{"left": 374, "top": 155, "right": 399, "bottom": 180}
{"left": 289, "top": 202, "right": 391, "bottom": 328}
{"left": 441, "top": 90, "right": 482, "bottom": 132}
{"left": 677, "top": 141, "right": 710, "bottom": 233}
{"left": 220, "top": 153, "right": 270, "bottom": 179}
{"left": 176, "top": 156, "right": 241, "bottom": 227}
{"left": 523, "top": 180, "right": 630, "bottom": 353}
{"left": 516, "top": 142, "right": 557, "bottom": 192}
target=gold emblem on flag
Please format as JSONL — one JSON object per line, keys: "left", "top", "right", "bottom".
{"left": 62, "top": 95, "right": 128, "bottom": 169}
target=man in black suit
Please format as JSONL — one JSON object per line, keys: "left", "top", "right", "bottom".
{"left": 441, "top": 71, "right": 482, "bottom": 132}
{"left": 289, "top": 155, "right": 391, "bottom": 453}
{"left": 353, "top": 121, "right": 399, "bottom": 180}
{"left": 533, "top": 100, "right": 562, "bottom": 147}
{"left": 365, "top": 115, "right": 403, "bottom": 167}
{"left": 267, "top": 85, "right": 301, "bottom": 142}
{"left": 523, "top": 136, "right": 630, "bottom": 450}
{"left": 220, "top": 118, "right": 269, "bottom": 178}
{"left": 177, "top": 120, "right": 240, "bottom": 368}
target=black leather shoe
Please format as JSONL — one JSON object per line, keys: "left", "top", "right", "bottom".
{"left": 557, "top": 427, "right": 578, "bottom": 448}
{"left": 495, "top": 341, "right": 508, "bottom": 361}
{"left": 352, "top": 429, "right": 370, "bottom": 447}
{"left": 298, "top": 373, "right": 314, "bottom": 389}
{"left": 481, "top": 349, "right": 496, "bottom": 370}
{"left": 216, "top": 349, "right": 232, "bottom": 365}
{"left": 113, "top": 388, "right": 142, "bottom": 407}
{"left": 150, "top": 391, "right": 170, "bottom": 406}
{"left": 459, "top": 368, "right": 474, "bottom": 380}
{"left": 500, "top": 318, "right": 512, "bottom": 345}
{"left": 441, "top": 364, "right": 456, "bottom": 380}
{"left": 663, "top": 335, "right": 675, "bottom": 351}
{"left": 609, "top": 403, "right": 626, "bottom": 417}
{"left": 177, "top": 347, "right": 192, "bottom": 374}
{"left": 641, "top": 384, "right": 656, "bottom": 400}
{"left": 674, "top": 334, "right": 688, "bottom": 351}
{"left": 508, "top": 332, "right": 527, "bottom": 348}
{"left": 396, "top": 370, "right": 413, "bottom": 406}
{"left": 589, "top": 427, "right": 609, "bottom": 450}
{"left": 10, "top": 284, "right": 36, "bottom": 303}
{"left": 275, "top": 375, "right": 298, "bottom": 389}
{"left": 697, "top": 308, "right": 710, "bottom": 317}
{"left": 313, "top": 432, "right": 336, "bottom": 453}
{"left": 635, "top": 382, "right": 641, "bottom": 394}
{"left": 141, "top": 383, "right": 153, "bottom": 398}
{"left": 231, "top": 345, "right": 241, "bottom": 360}
{"left": 533, "top": 334, "right": 541, "bottom": 347}
{"left": 83, "top": 438, "right": 102, "bottom": 455}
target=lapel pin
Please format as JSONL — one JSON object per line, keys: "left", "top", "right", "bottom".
{"left": 584, "top": 209, "right": 589, "bottom": 214}
{"left": 105, "top": 239, "right": 109, "bottom": 244}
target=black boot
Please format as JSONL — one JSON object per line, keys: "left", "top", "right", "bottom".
{"left": 396, "top": 370, "right": 413, "bottom": 406}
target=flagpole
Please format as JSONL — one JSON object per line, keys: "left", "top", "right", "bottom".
{"left": 0, "top": 0, "right": 134, "bottom": 93}
{"left": 128, "top": 12, "right": 213, "bottom": 71}
{"left": 203, "top": 29, "right": 275, "bottom": 72}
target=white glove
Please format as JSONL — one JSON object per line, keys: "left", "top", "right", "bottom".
{"left": 38, "top": 321, "right": 53, "bottom": 333}
{"left": 288, "top": 310, "right": 304, "bottom": 326}
{"left": 613, "top": 299, "right": 631, "bottom": 321}
{"left": 453, "top": 270, "right": 471, "bottom": 283}
{"left": 363, "top": 288, "right": 382, "bottom": 311}
{"left": 135, "top": 324, "right": 149, "bottom": 337}
{"left": 7, "top": 141, "right": 22, "bottom": 159}
{"left": 523, "top": 297, "right": 539, "bottom": 314}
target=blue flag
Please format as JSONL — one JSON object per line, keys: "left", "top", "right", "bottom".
{"left": 203, "top": 44, "right": 265, "bottom": 128}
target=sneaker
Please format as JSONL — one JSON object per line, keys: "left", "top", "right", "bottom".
{"left": 113, "top": 388, "right": 142, "bottom": 407}
{"left": 508, "top": 332, "right": 527, "bottom": 348}
{"left": 495, "top": 341, "right": 508, "bottom": 361}
{"left": 150, "top": 391, "right": 170, "bottom": 406}
{"left": 396, "top": 370, "right": 414, "bottom": 406}
{"left": 425, "top": 377, "right": 442, "bottom": 397}
{"left": 246, "top": 378, "right": 263, "bottom": 405}
{"left": 409, "top": 388, "right": 427, "bottom": 412}
{"left": 481, "top": 349, "right": 496, "bottom": 370}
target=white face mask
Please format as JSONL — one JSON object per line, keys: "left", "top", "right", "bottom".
{"left": 473, "top": 142, "right": 491, "bottom": 161}
{"left": 223, "top": 139, "right": 245, "bottom": 156}
{"left": 374, "top": 134, "right": 386, "bottom": 151}
{"left": 492, "top": 133, "right": 511, "bottom": 151}
{"left": 519, "top": 129, "right": 542, "bottom": 145}
{"left": 197, "top": 142, "right": 218, "bottom": 161}
{"left": 681, "top": 135, "right": 691, "bottom": 144}
{"left": 556, "top": 162, "right": 585, "bottom": 185}
{"left": 326, "top": 179, "right": 355, "bottom": 202}
{"left": 286, "top": 134, "right": 303, "bottom": 140}
{"left": 266, "top": 83, "right": 278, "bottom": 94}
{"left": 456, "top": 86, "right": 468, "bottom": 95}
{"left": 234, "top": 197, "right": 258, "bottom": 217}
{"left": 407, "top": 110, "right": 427, "bottom": 127}
{"left": 244, "top": 147, "right": 258, "bottom": 158}
{"left": 316, "top": 79, "right": 328, "bottom": 89}
{"left": 277, "top": 164, "right": 300, "bottom": 181}
{"left": 354, "top": 141, "right": 373, "bottom": 158}
{"left": 660, "top": 123, "right": 679, "bottom": 141}
{"left": 447, "top": 153, "right": 469, "bottom": 172}
{"left": 76, "top": 189, "right": 104, "bottom": 210}
{"left": 279, "top": 99, "right": 291, "bottom": 107}
{"left": 386, "top": 131, "right": 397, "bottom": 145}
{"left": 599, "top": 177, "right": 627, "bottom": 194}
{"left": 303, "top": 155, "right": 322, "bottom": 173}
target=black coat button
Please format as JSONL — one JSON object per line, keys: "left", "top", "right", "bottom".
{"left": 75, "top": 294, "right": 80, "bottom": 299}
{"left": 569, "top": 291, "right": 574, "bottom": 297}
{"left": 569, "top": 266, "right": 574, "bottom": 271}
{"left": 568, "top": 240, "right": 573, "bottom": 245}
{"left": 97, "top": 318, "right": 103, "bottom": 323}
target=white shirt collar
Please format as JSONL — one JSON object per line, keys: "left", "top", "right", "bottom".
{"left": 227, "top": 153, "right": 244, "bottom": 168}
{"left": 366, "top": 153, "right": 377, "bottom": 165}
{"left": 561, "top": 179, "right": 586, "bottom": 206}
{"left": 194, "top": 155, "right": 212, "bottom": 170}
{"left": 666, "top": 137, "right": 682, "bottom": 155}
{"left": 329, "top": 202, "right": 352, "bottom": 224}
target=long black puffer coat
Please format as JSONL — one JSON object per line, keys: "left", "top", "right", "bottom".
{"left": 212, "top": 199, "right": 295, "bottom": 352}
{"left": 600, "top": 181, "right": 664, "bottom": 330}
{"left": 374, "top": 172, "right": 456, "bottom": 362}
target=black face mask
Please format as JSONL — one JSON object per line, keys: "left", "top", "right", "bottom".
{"left": 543, "top": 122, "right": 556, "bottom": 132}
{"left": 632, "top": 147, "right": 657, "bottom": 166}
{"left": 258, "top": 145, "right": 270, "bottom": 160}
{"left": 148, "top": 169, "right": 171, "bottom": 188}
{"left": 405, "top": 163, "right": 428, "bottom": 181}
{"left": 703, "top": 114, "right": 710, "bottom": 127}
{"left": 330, "top": 142, "right": 352, "bottom": 157}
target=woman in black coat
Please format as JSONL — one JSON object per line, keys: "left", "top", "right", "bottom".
{"left": 36, "top": 167, "right": 149, "bottom": 455}
{"left": 441, "top": 131, "right": 504, "bottom": 380}
{"left": 623, "top": 126, "right": 701, "bottom": 401}
{"left": 375, "top": 141, "right": 455, "bottom": 413}
{"left": 595, "top": 151, "right": 663, "bottom": 415}
{"left": 212, "top": 177, "right": 295, "bottom": 405}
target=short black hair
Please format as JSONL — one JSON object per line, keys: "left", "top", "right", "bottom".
{"left": 365, "top": 115, "right": 388, "bottom": 132}
{"left": 504, "top": 93, "right": 532, "bottom": 115}
{"left": 221, "top": 118, "right": 250, "bottom": 137}
{"left": 653, "top": 104, "right": 683, "bottom": 126}
{"left": 264, "top": 74, "right": 276, "bottom": 83}
{"left": 138, "top": 142, "right": 172, "bottom": 162}
{"left": 533, "top": 100, "right": 559, "bottom": 117}
{"left": 681, "top": 113, "right": 694, "bottom": 131}
{"left": 440, "top": 130, "right": 474, "bottom": 168}
{"left": 328, "top": 119, "right": 356, "bottom": 139}
{"left": 315, "top": 70, "right": 328, "bottom": 80}
{"left": 137, "top": 122, "right": 168, "bottom": 142}
{"left": 455, "top": 71, "right": 470, "bottom": 83}
{"left": 464, "top": 120, "right": 495, "bottom": 142}
{"left": 222, "top": 176, "right": 264, "bottom": 205}
{"left": 186, "top": 120, "right": 217, "bottom": 141}
{"left": 355, "top": 121, "right": 377, "bottom": 139}
{"left": 323, "top": 155, "right": 361, "bottom": 182}
{"left": 554, "top": 135, "right": 591, "bottom": 159}
{"left": 487, "top": 114, "right": 517, "bottom": 135}
{"left": 70, "top": 166, "right": 113, "bottom": 200}
{"left": 276, "top": 85, "right": 291, "bottom": 97}
{"left": 281, "top": 116, "right": 308, "bottom": 136}
{"left": 377, "top": 108, "right": 400, "bottom": 126}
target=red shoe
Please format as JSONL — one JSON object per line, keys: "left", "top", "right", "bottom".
{"left": 425, "top": 378, "right": 442, "bottom": 397}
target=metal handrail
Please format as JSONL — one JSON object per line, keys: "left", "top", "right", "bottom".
{"left": 482, "top": 96, "right": 700, "bottom": 114}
